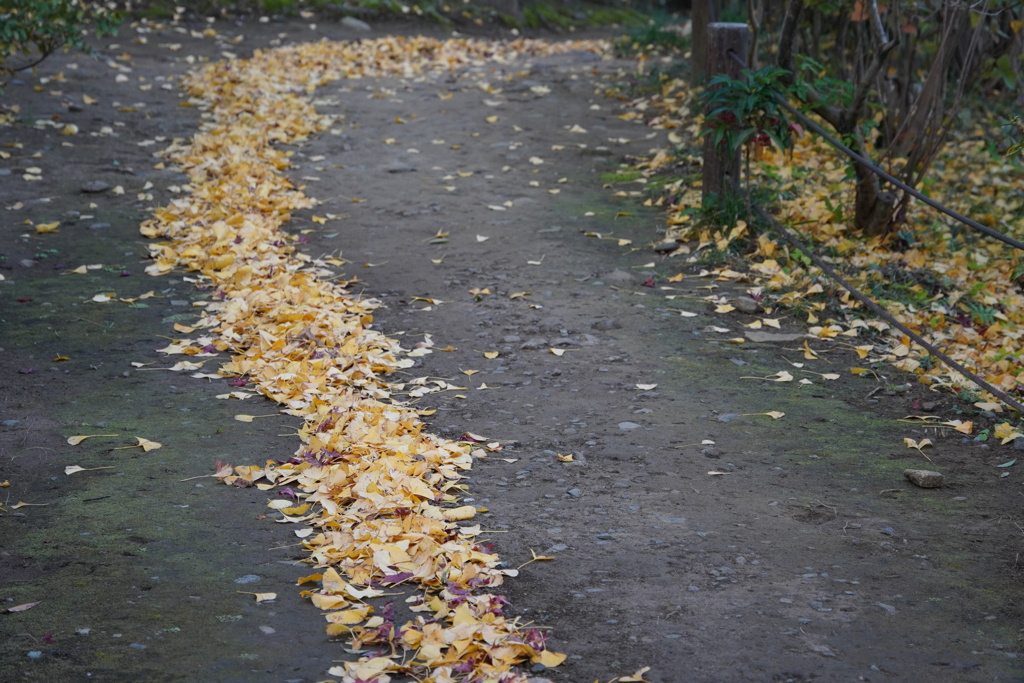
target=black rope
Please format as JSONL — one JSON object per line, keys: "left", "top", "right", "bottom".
{"left": 724, "top": 49, "right": 1024, "bottom": 252}
{"left": 745, "top": 194, "right": 1024, "bottom": 414}
{"left": 704, "top": 50, "right": 1024, "bottom": 411}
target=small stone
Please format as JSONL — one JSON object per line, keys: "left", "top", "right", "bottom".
{"left": 27, "top": 651, "right": 42, "bottom": 659}
{"left": 2, "top": 420, "right": 21, "bottom": 427}
{"left": 618, "top": 421, "right": 641, "bottom": 430}
{"left": 732, "top": 296, "right": 759, "bottom": 314}
{"left": 604, "top": 268, "right": 634, "bottom": 284}
{"left": 234, "top": 574, "right": 261, "bottom": 584}
{"left": 341, "top": 16, "right": 372, "bottom": 31}
{"left": 904, "top": 469, "right": 944, "bottom": 488}
{"left": 874, "top": 602, "right": 897, "bottom": 615}
{"left": 519, "top": 337, "right": 547, "bottom": 350}
{"left": 89, "top": 222, "right": 111, "bottom": 230}
{"left": 81, "top": 180, "right": 110, "bottom": 193}
{"left": 385, "top": 161, "right": 416, "bottom": 173}
{"left": 653, "top": 240, "right": 679, "bottom": 253}
{"left": 744, "top": 330, "right": 806, "bottom": 343}
{"left": 921, "top": 401, "right": 938, "bottom": 412}
{"left": 592, "top": 319, "right": 621, "bottom": 330}
{"left": 259, "top": 625, "right": 276, "bottom": 635}
{"left": 567, "top": 488, "right": 582, "bottom": 498}
{"left": 1014, "top": 437, "right": 1024, "bottom": 451}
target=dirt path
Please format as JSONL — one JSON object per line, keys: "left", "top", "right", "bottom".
{"left": 2, "top": 15, "right": 1023, "bottom": 683}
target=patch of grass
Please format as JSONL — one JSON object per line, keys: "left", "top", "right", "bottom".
{"left": 601, "top": 169, "right": 644, "bottom": 183}
{"left": 614, "top": 12, "right": 689, "bottom": 57}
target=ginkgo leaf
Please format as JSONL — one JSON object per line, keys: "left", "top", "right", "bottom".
{"left": 237, "top": 591, "right": 277, "bottom": 602}
{"left": 65, "top": 465, "right": 115, "bottom": 475}
{"left": 942, "top": 420, "right": 973, "bottom": 435}
{"left": 67, "top": 434, "right": 118, "bottom": 445}
{"left": 635, "top": 383, "right": 658, "bottom": 390}
{"left": 113, "top": 437, "right": 162, "bottom": 452}
{"left": 619, "top": 666, "right": 652, "bottom": 682}
{"left": 3, "top": 601, "right": 41, "bottom": 613}
{"left": 904, "top": 437, "right": 933, "bottom": 462}
{"left": 737, "top": 411, "right": 786, "bottom": 420}
{"left": 549, "top": 348, "right": 565, "bottom": 356}
{"left": 556, "top": 453, "right": 574, "bottom": 462}
{"left": 234, "top": 414, "right": 278, "bottom": 422}
{"left": 483, "top": 351, "right": 499, "bottom": 359}
{"left": 994, "top": 422, "right": 1023, "bottom": 444}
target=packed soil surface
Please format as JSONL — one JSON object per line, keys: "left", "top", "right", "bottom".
{"left": 2, "top": 13, "right": 1023, "bottom": 683}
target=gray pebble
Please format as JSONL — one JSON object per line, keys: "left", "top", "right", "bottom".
{"left": 341, "top": 16, "right": 372, "bottom": 31}
{"left": 604, "top": 269, "right": 634, "bottom": 284}
{"left": 618, "top": 421, "right": 641, "bottom": 430}
{"left": 81, "top": 180, "right": 110, "bottom": 193}
{"left": 732, "top": 296, "right": 760, "bottom": 314}
{"left": 2, "top": 420, "right": 21, "bottom": 427}
{"left": 904, "top": 469, "right": 943, "bottom": 488}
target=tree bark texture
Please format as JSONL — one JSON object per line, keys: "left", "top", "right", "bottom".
{"left": 702, "top": 22, "right": 748, "bottom": 204}
{"left": 691, "top": 0, "right": 721, "bottom": 86}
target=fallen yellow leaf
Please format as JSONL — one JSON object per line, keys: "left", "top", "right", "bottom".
{"left": 67, "top": 434, "right": 119, "bottom": 445}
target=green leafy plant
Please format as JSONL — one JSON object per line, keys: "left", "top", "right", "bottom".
{"left": 699, "top": 65, "right": 801, "bottom": 165}
{"left": 1, "top": 0, "right": 120, "bottom": 78}
{"left": 1005, "top": 115, "right": 1024, "bottom": 158}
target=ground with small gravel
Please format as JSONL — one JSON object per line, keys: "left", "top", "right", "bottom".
{"left": 1, "top": 14, "right": 1023, "bottom": 683}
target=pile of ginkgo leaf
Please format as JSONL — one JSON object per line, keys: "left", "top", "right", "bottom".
{"left": 141, "top": 35, "right": 607, "bottom": 683}
{"left": 620, "top": 72, "right": 1024, "bottom": 424}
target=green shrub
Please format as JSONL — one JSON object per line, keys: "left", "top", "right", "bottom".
{"left": 1, "top": 1, "right": 121, "bottom": 77}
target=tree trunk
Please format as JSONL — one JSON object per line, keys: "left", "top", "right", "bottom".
{"left": 854, "top": 163, "right": 895, "bottom": 237}
{"left": 691, "top": 0, "right": 721, "bottom": 86}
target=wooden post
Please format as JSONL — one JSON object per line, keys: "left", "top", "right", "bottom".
{"left": 702, "top": 22, "right": 748, "bottom": 205}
